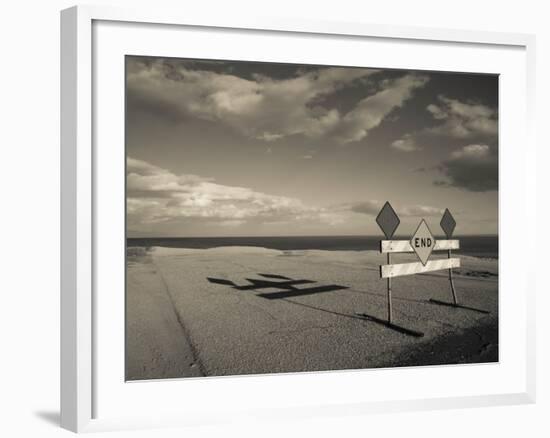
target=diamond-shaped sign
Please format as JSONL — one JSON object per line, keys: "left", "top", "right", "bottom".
{"left": 440, "top": 208, "right": 456, "bottom": 239}
{"left": 410, "top": 219, "right": 436, "bottom": 266}
{"left": 376, "top": 201, "right": 400, "bottom": 239}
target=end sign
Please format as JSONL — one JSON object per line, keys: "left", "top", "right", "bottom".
{"left": 410, "top": 219, "right": 436, "bottom": 266}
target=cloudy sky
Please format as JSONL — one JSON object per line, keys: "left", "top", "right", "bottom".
{"left": 126, "top": 56, "right": 498, "bottom": 238}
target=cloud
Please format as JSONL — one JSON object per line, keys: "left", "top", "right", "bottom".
{"left": 399, "top": 205, "right": 445, "bottom": 216}
{"left": 126, "top": 157, "right": 337, "bottom": 228}
{"left": 426, "top": 96, "right": 498, "bottom": 139}
{"left": 346, "top": 200, "right": 381, "bottom": 215}
{"left": 435, "top": 144, "right": 498, "bottom": 192}
{"left": 127, "top": 59, "right": 429, "bottom": 144}
{"left": 332, "top": 74, "right": 429, "bottom": 143}
{"left": 343, "top": 200, "right": 443, "bottom": 217}
{"left": 127, "top": 157, "right": 212, "bottom": 198}
{"left": 390, "top": 95, "right": 497, "bottom": 152}
{"left": 391, "top": 134, "right": 421, "bottom": 152}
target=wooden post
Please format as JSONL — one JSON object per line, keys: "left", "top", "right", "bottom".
{"left": 448, "top": 249, "right": 458, "bottom": 305}
{"left": 387, "top": 252, "right": 392, "bottom": 323}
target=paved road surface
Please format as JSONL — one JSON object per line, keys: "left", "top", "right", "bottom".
{"left": 126, "top": 247, "right": 498, "bottom": 380}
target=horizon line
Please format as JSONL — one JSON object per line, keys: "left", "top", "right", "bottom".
{"left": 127, "top": 233, "right": 498, "bottom": 239}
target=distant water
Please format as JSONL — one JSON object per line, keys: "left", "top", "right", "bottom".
{"left": 127, "top": 235, "right": 498, "bottom": 259}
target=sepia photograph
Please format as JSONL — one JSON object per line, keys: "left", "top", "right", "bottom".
{"left": 125, "top": 56, "right": 498, "bottom": 381}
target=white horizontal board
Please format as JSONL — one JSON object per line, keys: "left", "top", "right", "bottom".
{"left": 380, "top": 258, "right": 460, "bottom": 278}
{"left": 381, "top": 239, "right": 459, "bottom": 253}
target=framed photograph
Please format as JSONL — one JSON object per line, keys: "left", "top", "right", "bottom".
{"left": 61, "top": 5, "right": 536, "bottom": 433}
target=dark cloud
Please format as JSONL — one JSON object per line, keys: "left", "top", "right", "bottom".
{"left": 126, "top": 91, "right": 186, "bottom": 123}
{"left": 435, "top": 144, "right": 498, "bottom": 192}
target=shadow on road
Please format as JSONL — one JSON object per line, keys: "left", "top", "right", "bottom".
{"left": 354, "top": 312, "right": 424, "bottom": 337}
{"left": 428, "top": 298, "right": 490, "bottom": 314}
{"left": 207, "top": 274, "right": 423, "bottom": 337}
{"left": 207, "top": 273, "right": 347, "bottom": 299}
{"left": 258, "top": 284, "right": 348, "bottom": 299}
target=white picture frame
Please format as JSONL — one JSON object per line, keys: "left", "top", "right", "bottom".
{"left": 60, "top": 4, "right": 536, "bottom": 433}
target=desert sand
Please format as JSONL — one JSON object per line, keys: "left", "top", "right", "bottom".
{"left": 126, "top": 246, "right": 498, "bottom": 381}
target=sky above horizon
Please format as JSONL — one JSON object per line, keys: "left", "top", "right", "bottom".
{"left": 126, "top": 56, "right": 498, "bottom": 238}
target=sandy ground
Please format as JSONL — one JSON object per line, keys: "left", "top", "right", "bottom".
{"left": 126, "top": 246, "right": 498, "bottom": 380}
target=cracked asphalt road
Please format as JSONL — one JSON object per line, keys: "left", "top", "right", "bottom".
{"left": 126, "top": 246, "right": 498, "bottom": 380}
